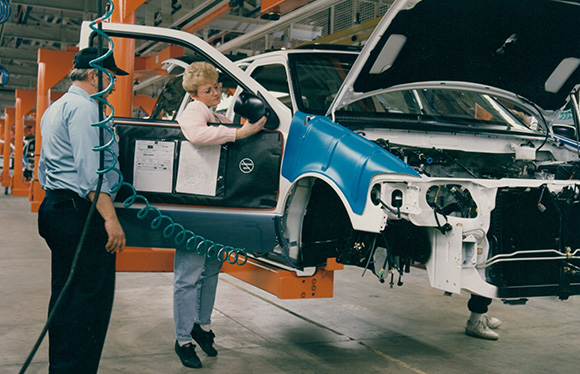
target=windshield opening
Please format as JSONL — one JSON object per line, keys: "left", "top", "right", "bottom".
{"left": 337, "top": 87, "right": 544, "bottom": 132}
{"left": 289, "top": 52, "right": 358, "bottom": 115}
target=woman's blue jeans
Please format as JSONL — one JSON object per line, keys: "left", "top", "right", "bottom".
{"left": 173, "top": 247, "right": 223, "bottom": 341}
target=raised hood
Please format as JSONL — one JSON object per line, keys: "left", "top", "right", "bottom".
{"left": 328, "top": 0, "right": 580, "bottom": 115}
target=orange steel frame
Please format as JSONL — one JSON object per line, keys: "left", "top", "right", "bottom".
{"left": 1, "top": 110, "right": 34, "bottom": 189}
{"left": 1, "top": 107, "right": 15, "bottom": 188}
{"left": 261, "top": 0, "right": 314, "bottom": 16}
{"left": 222, "top": 258, "right": 343, "bottom": 299}
{"left": 109, "top": 1, "right": 191, "bottom": 275}
{"left": 133, "top": 94, "right": 157, "bottom": 116}
{"left": 12, "top": 89, "right": 36, "bottom": 196}
{"left": 183, "top": 3, "right": 232, "bottom": 34}
{"left": 117, "top": 247, "right": 344, "bottom": 299}
{"left": 30, "top": 48, "right": 78, "bottom": 211}
{"left": 0, "top": 119, "right": 4, "bottom": 155}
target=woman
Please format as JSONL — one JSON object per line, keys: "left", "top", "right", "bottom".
{"left": 173, "top": 61, "right": 266, "bottom": 369}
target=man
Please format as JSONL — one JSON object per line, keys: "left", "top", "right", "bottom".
{"left": 37, "top": 47, "right": 128, "bottom": 374}
{"left": 465, "top": 294, "right": 502, "bottom": 340}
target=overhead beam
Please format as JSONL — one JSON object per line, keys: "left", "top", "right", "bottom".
{"left": 1, "top": 23, "right": 80, "bottom": 44}
{"left": 11, "top": 0, "right": 99, "bottom": 14}
{"left": 0, "top": 65, "right": 38, "bottom": 77}
{"left": 183, "top": 2, "right": 232, "bottom": 33}
{"left": 0, "top": 77, "right": 40, "bottom": 89}
{"left": 218, "top": 0, "right": 337, "bottom": 52}
{"left": 0, "top": 47, "right": 38, "bottom": 62}
{"left": 303, "top": 16, "right": 381, "bottom": 46}
{"left": 0, "top": 101, "right": 17, "bottom": 110}
{"left": 212, "top": 14, "right": 321, "bottom": 37}
{"left": 170, "top": 0, "right": 229, "bottom": 29}
{"left": 0, "top": 91, "right": 15, "bottom": 101}
{"left": 135, "top": 0, "right": 230, "bottom": 54}
{"left": 210, "top": 14, "right": 269, "bottom": 33}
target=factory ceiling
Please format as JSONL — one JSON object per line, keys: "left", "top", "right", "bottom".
{"left": 0, "top": 0, "right": 394, "bottom": 113}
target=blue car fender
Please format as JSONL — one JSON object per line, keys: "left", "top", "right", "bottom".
{"left": 281, "top": 112, "right": 420, "bottom": 216}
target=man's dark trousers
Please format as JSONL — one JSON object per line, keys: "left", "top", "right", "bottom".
{"left": 38, "top": 189, "right": 116, "bottom": 374}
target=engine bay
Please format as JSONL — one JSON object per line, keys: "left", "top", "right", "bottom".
{"left": 373, "top": 138, "right": 580, "bottom": 181}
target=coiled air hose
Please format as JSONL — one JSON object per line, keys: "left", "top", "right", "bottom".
{"left": 0, "top": 0, "right": 11, "bottom": 25}
{"left": 20, "top": 1, "right": 246, "bottom": 372}
{"left": 0, "top": 65, "right": 8, "bottom": 86}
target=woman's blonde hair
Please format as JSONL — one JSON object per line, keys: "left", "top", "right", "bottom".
{"left": 182, "top": 61, "right": 219, "bottom": 94}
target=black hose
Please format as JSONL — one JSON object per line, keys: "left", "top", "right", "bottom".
{"left": 19, "top": 2, "right": 107, "bottom": 372}
{"left": 18, "top": 179, "right": 104, "bottom": 374}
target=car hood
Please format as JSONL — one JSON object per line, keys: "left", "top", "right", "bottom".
{"left": 328, "top": 0, "right": 580, "bottom": 115}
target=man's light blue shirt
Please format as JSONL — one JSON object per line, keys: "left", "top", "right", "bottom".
{"left": 38, "top": 85, "right": 119, "bottom": 199}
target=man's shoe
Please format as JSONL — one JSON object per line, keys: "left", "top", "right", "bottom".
{"left": 484, "top": 314, "right": 502, "bottom": 329}
{"left": 465, "top": 320, "right": 499, "bottom": 340}
{"left": 191, "top": 324, "right": 218, "bottom": 357}
{"left": 174, "top": 341, "right": 202, "bottom": 368}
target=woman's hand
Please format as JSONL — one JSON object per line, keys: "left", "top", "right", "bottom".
{"left": 236, "top": 116, "right": 267, "bottom": 140}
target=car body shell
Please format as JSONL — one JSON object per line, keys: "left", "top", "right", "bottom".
{"left": 79, "top": 0, "right": 580, "bottom": 301}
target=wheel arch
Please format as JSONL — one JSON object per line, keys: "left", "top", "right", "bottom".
{"left": 281, "top": 174, "right": 357, "bottom": 267}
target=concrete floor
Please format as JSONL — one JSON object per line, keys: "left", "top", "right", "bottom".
{"left": 2, "top": 192, "right": 580, "bottom": 374}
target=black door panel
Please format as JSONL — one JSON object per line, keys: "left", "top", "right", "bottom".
{"left": 114, "top": 121, "right": 282, "bottom": 209}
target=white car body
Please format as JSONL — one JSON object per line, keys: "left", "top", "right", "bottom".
{"left": 79, "top": 0, "right": 580, "bottom": 302}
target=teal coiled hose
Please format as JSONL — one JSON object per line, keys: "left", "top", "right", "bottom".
{"left": 0, "top": 0, "right": 10, "bottom": 25}
{"left": 19, "top": 3, "right": 246, "bottom": 372}
{"left": 89, "top": 2, "right": 248, "bottom": 266}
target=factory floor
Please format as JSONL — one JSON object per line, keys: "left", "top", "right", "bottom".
{"left": 2, "top": 192, "right": 580, "bottom": 374}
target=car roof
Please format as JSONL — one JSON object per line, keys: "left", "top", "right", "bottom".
{"left": 237, "top": 47, "right": 359, "bottom": 65}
